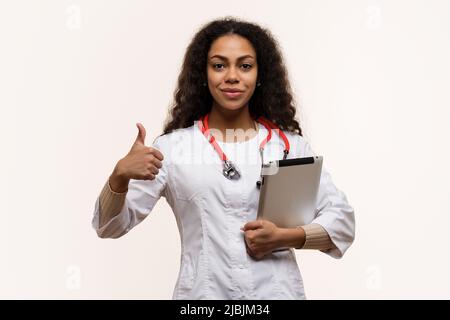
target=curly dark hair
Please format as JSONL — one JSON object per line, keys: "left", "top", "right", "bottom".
{"left": 162, "top": 16, "right": 302, "bottom": 136}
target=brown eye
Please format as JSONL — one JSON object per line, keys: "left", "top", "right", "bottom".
{"left": 241, "top": 64, "right": 252, "bottom": 69}
{"left": 213, "top": 63, "right": 225, "bottom": 70}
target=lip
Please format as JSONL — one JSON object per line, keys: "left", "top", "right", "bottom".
{"left": 221, "top": 88, "right": 244, "bottom": 93}
{"left": 221, "top": 89, "right": 244, "bottom": 99}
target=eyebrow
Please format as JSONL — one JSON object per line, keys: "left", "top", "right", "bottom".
{"left": 209, "top": 54, "right": 255, "bottom": 60}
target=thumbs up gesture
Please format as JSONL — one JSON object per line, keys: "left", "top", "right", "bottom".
{"left": 110, "top": 123, "right": 165, "bottom": 192}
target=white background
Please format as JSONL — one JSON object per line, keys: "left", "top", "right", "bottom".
{"left": 1, "top": 0, "right": 449, "bottom": 299}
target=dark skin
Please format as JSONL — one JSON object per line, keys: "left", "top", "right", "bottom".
{"left": 207, "top": 35, "right": 306, "bottom": 259}
{"left": 106, "top": 35, "right": 307, "bottom": 255}
{"left": 242, "top": 220, "right": 306, "bottom": 260}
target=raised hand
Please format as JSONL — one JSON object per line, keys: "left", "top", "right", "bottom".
{"left": 110, "top": 123, "right": 164, "bottom": 192}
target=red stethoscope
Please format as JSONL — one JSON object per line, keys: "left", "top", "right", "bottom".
{"left": 198, "top": 113, "right": 290, "bottom": 186}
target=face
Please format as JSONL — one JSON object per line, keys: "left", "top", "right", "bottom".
{"left": 206, "top": 34, "right": 258, "bottom": 112}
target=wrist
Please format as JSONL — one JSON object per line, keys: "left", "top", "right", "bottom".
{"left": 110, "top": 164, "right": 130, "bottom": 193}
{"left": 276, "top": 227, "right": 306, "bottom": 249}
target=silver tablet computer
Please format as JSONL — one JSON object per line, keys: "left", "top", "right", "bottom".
{"left": 256, "top": 156, "right": 323, "bottom": 228}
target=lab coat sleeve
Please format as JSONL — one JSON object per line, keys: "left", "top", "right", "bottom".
{"left": 302, "top": 141, "right": 355, "bottom": 258}
{"left": 91, "top": 135, "right": 168, "bottom": 239}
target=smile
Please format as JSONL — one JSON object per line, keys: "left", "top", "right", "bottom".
{"left": 222, "top": 91, "right": 244, "bottom": 99}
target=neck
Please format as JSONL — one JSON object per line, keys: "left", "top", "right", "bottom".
{"left": 208, "top": 104, "right": 258, "bottom": 143}
{"left": 208, "top": 103, "right": 255, "bottom": 132}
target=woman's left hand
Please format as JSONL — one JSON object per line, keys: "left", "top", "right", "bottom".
{"left": 241, "top": 219, "right": 282, "bottom": 259}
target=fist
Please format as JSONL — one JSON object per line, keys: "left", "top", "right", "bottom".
{"left": 242, "top": 219, "right": 281, "bottom": 259}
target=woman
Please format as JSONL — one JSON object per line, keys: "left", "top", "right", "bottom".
{"left": 92, "top": 17, "right": 355, "bottom": 299}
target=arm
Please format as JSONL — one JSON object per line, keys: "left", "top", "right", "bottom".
{"left": 242, "top": 220, "right": 332, "bottom": 259}
{"left": 98, "top": 173, "right": 129, "bottom": 229}
{"left": 302, "top": 141, "right": 356, "bottom": 258}
{"left": 276, "top": 223, "right": 333, "bottom": 250}
{"left": 93, "top": 177, "right": 167, "bottom": 239}
{"left": 92, "top": 128, "right": 167, "bottom": 239}
{"left": 244, "top": 139, "right": 355, "bottom": 259}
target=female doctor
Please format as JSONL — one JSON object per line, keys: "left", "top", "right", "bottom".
{"left": 92, "top": 17, "right": 355, "bottom": 299}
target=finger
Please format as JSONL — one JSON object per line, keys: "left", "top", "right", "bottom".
{"left": 245, "top": 242, "right": 254, "bottom": 254}
{"left": 143, "top": 152, "right": 163, "bottom": 169}
{"left": 151, "top": 158, "right": 163, "bottom": 169}
{"left": 134, "top": 123, "right": 146, "bottom": 145}
{"left": 148, "top": 166, "right": 159, "bottom": 175}
{"left": 143, "top": 173, "right": 155, "bottom": 180}
{"left": 149, "top": 147, "right": 164, "bottom": 161}
{"left": 246, "top": 245, "right": 258, "bottom": 259}
{"left": 245, "top": 229, "right": 256, "bottom": 239}
{"left": 242, "top": 220, "right": 263, "bottom": 231}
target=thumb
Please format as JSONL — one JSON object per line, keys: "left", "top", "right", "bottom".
{"left": 134, "top": 123, "right": 146, "bottom": 145}
{"left": 241, "top": 220, "right": 263, "bottom": 231}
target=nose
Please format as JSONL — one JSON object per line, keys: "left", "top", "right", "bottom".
{"left": 225, "top": 66, "right": 239, "bottom": 84}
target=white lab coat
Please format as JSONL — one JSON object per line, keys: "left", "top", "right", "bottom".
{"left": 92, "top": 122, "right": 355, "bottom": 299}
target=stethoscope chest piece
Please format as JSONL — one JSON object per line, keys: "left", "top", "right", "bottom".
{"left": 198, "top": 113, "right": 290, "bottom": 182}
{"left": 223, "top": 160, "right": 241, "bottom": 180}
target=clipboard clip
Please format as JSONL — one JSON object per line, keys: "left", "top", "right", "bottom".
{"left": 256, "top": 147, "right": 286, "bottom": 189}
{"left": 256, "top": 177, "right": 264, "bottom": 189}
{"left": 256, "top": 162, "right": 280, "bottom": 189}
